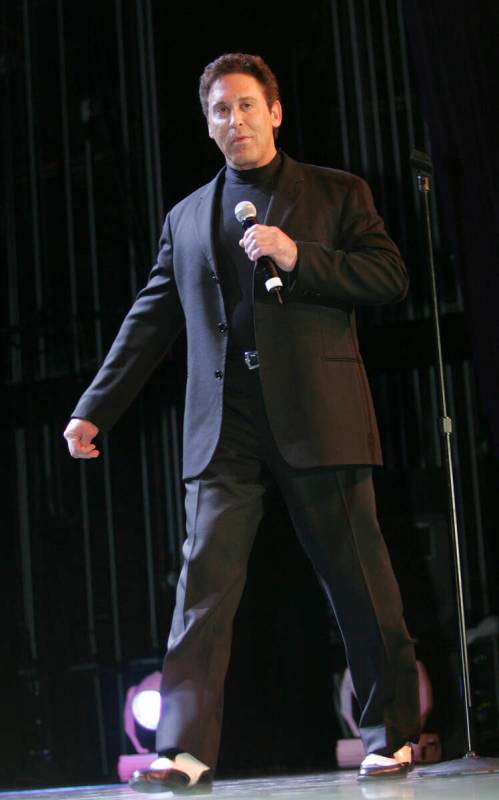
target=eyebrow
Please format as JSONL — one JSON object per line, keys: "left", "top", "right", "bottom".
{"left": 212, "top": 95, "right": 256, "bottom": 107}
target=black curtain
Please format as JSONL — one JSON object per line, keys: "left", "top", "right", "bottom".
{"left": 402, "top": 0, "right": 499, "bottom": 456}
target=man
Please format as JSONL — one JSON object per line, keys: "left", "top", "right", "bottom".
{"left": 64, "top": 53, "right": 420, "bottom": 790}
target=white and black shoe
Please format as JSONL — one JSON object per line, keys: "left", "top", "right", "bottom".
{"left": 129, "top": 752, "right": 213, "bottom": 794}
{"left": 357, "top": 744, "right": 413, "bottom": 781}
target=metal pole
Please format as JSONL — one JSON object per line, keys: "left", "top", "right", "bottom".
{"left": 416, "top": 168, "right": 474, "bottom": 755}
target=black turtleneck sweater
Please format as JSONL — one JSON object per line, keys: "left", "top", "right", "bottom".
{"left": 214, "top": 151, "right": 283, "bottom": 360}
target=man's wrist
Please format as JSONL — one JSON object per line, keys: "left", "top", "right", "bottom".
{"left": 280, "top": 240, "right": 298, "bottom": 272}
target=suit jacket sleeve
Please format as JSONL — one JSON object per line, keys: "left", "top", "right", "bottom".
{"left": 291, "top": 175, "right": 408, "bottom": 305}
{"left": 70, "top": 213, "right": 185, "bottom": 431}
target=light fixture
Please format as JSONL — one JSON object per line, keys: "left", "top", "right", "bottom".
{"left": 118, "top": 670, "right": 162, "bottom": 782}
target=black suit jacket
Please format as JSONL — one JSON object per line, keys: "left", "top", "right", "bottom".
{"left": 72, "top": 152, "right": 408, "bottom": 478}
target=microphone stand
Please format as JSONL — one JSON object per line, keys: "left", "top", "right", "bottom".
{"left": 410, "top": 149, "right": 499, "bottom": 777}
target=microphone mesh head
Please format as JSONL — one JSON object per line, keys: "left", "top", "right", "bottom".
{"left": 234, "top": 200, "right": 257, "bottom": 223}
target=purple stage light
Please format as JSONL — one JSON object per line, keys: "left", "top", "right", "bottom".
{"left": 131, "top": 689, "right": 161, "bottom": 731}
{"left": 123, "top": 670, "right": 162, "bottom": 753}
{"left": 118, "top": 670, "right": 162, "bottom": 782}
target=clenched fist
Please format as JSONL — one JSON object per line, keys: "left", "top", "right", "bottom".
{"left": 64, "top": 418, "right": 100, "bottom": 459}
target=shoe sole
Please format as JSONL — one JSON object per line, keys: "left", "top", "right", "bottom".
{"left": 129, "top": 778, "right": 212, "bottom": 795}
{"left": 357, "top": 764, "right": 411, "bottom": 782}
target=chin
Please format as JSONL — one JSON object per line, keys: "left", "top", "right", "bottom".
{"left": 228, "top": 146, "right": 257, "bottom": 167}
{"left": 229, "top": 157, "right": 255, "bottom": 170}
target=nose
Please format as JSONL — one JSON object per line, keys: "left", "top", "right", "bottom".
{"left": 229, "top": 107, "right": 243, "bottom": 127}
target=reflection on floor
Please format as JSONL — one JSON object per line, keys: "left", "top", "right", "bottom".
{"left": 2, "top": 769, "right": 499, "bottom": 800}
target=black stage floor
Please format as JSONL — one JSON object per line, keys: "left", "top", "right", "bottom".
{"left": 2, "top": 769, "right": 499, "bottom": 800}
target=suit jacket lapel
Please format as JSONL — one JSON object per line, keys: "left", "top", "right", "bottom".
{"left": 194, "top": 167, "right": 225, "bottom": 278}
{"left": 264, "top": 152, "right": 304, "bottom": 230}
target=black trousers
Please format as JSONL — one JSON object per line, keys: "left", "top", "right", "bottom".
{"left": 155, "top": 362, "right": 420, "bottom": 767}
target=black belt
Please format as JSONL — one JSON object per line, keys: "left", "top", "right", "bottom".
{"left": 244, "top": 350, "right": 259, "bottom": 370}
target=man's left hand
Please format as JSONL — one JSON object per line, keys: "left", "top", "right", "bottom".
{"left": 239, "top": 224, "right": 298, "bottom": 272}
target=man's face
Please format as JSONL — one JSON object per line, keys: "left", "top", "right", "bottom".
{"left": 207, "top": 73, "right": 282, "bottom": 170}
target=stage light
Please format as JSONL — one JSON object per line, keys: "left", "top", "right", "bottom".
{"left": 131, "top": 689, "right": 161, "bottom": 730}
{"left": 118, "top": 670, "right": 162, "bottom": 782}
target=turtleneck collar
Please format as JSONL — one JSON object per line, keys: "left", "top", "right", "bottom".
{"left": 225, "top": 150, "right": 283, "bottom": 186}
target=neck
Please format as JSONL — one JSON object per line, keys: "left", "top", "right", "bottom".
{"left": 225, "top": 151, "right": 282, "bottom": 185}
{"left": 228, "top": 147, "right": 278, "bottom": 172}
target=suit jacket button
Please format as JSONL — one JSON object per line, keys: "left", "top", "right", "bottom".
{"left": 218, "top": 322, "right": 228, "bottom": 333}
{"left": 209, "top": 270, "right": 219, "bottom": 282}
{"left": 214, "top": 370, "right": 224, "bottom": 380}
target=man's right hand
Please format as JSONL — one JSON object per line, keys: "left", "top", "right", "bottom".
{"left": 64, "top": 418, "right": 100, "bottom": 459}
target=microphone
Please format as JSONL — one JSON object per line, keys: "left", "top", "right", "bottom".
{"left": 234, "top": 200, "right": 283, "bottom": 303}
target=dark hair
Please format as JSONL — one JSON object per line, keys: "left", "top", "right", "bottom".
{"left": 199, "top": 53, "right": 280, "bottom": 117}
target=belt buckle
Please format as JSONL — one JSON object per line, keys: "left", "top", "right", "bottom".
{"left": 244, "top": 350, "right": 259, "bottom": 370}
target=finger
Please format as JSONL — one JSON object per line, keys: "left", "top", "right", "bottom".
{"left": 70, "top": 444, "right": 100, "bottom": 459}
{"left": 84, "top": 447, "right": 100, "bottom": 458}
{"left": 249, "top": 246, "right": 262, "bottom": 261}
{"left": 242, "top": 242, "right": 255, "bottom": 261}
{"left": 242, "top": 227, "right": 263, "bottom": 244}
{"left": 240, "top": 239, "right": 258, "bottom": 260}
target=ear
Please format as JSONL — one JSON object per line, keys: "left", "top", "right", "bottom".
{"left": 207, "top": 120, "right": 214, "bottom": 140}
{"left": 271, "top": 100, "right": 283, "bottom": 130}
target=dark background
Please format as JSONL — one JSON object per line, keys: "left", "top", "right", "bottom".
{"left": 2, "top": 0, "right": 499, "bottom": 790}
